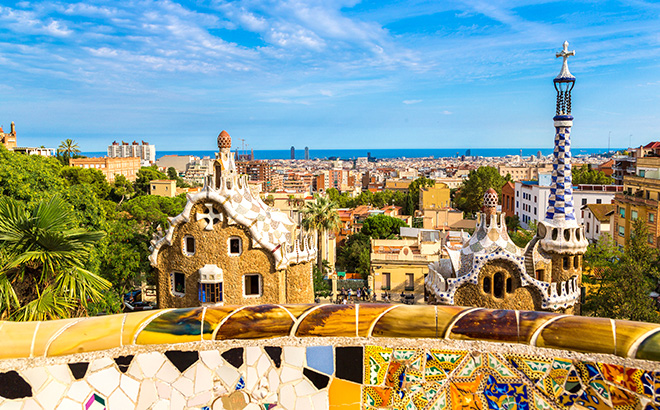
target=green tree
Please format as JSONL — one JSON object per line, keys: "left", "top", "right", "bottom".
{"left": 60, "top": 166, "right": 111, "bottom": 199}
{"left": 166, "top": 167, "right": 190, "bottom": 188}
{"left": 57, "top": 139, "right": 81, "bottom": 165}
{"left": 0, "top": 196, "right": 111, "bottom": 321}
{"left": 301, "top": 195, "right": 341, "bottom": 270}
{"left": 135, "top": 166, "right": 168, "bottom": 195}
{"left": 110, "top": 175, "right": 135, "bottom": 205}
{"left": 0, "top": 145, "right": 66, "bottom": 203}
{"left": 509, "top": 221, "right": 537, "bottom": 248}
{"left": 361, "top": 214, "right": 408, "bottom": 239}
{"left": 120, "top": 194, "right": 187, "bottom": 229}
{"left": 336, "top": 233, "right": 371, "bottom": 279}
{"left": 454, "top": 166, "right": 511, "bottom": 215}
{"left": 584, "top": 221, "right": 660, "bottom": 322}
{"left": 572, "top": 164, "right": 614, "bottom": 185}
{"left": 312, "top": 260, "right": 332, "bottom": 298}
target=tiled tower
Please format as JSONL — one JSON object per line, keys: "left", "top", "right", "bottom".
{"left": 536, "top": 42, "right": 588, "bottom": 308}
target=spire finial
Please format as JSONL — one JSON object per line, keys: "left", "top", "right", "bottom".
{"left": 555, "top": 41, "right": 575, "bottom": 81}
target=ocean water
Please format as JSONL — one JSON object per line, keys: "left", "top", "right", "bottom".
{"left": 82, "top": 147, "right": 618, "bottom": 161}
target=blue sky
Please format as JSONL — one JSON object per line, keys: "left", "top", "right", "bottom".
{"left": 1, "top": 0, "right": 659, "bottom": 151}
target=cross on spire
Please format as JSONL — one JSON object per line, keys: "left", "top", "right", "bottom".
{"left": 556, "top": 41, "right": 575, "bottom": 63}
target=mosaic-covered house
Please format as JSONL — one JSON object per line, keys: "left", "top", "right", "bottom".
{"left": 149, "top": 131, "right": 316, "bottom": 308}
{"left": 426, "top": 42, "right": 588, "bottom": 314}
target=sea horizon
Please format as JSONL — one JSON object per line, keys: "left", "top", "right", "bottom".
{"left": 81, "top": 147, "right": 621, "bottom": 161}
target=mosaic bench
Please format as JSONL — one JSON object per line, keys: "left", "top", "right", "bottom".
{"left": 0, "top": 304, "right": 658, "bottom": 409}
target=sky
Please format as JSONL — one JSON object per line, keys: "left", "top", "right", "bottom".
{"left": 1, "top": 0, "right": 659, "bottom": 151}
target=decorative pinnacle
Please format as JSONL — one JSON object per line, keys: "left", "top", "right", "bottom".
{"left": 555, "top": 41, "right": 575, "bottom": 81}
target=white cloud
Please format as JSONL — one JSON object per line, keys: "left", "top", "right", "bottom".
{"left": 403, "top": 99, "right": 422, "bottom": 104}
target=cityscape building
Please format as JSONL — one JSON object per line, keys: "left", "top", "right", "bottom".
{"left": 0, "top": 122, "right": 17, "bottom": 150}
{"left": 69, "top": 156, "right": 140, "bottom": 182}
{"left": 108, "top": 140, "right": 156, "bottom": 164}
{"left": 290, "top": 146, "right": 295, "bottom": 160}
{"left": 304, "top": 146, "right": 309, "bottom": 160}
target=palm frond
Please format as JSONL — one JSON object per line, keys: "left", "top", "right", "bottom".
{"left": 11, "top": 287, "right": 74, "bottom": 321}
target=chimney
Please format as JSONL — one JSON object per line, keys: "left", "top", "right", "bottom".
{"left": 10, "top": 122, "right": 15, "bottom": 134}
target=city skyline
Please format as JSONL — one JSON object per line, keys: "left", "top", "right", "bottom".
{"left": 1, "top": 0, "right": 659, "bottom": 151}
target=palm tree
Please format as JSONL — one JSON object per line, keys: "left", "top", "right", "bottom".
{"left": 301, "top": 195, "right": 341, "bottom": 270}
{"left": 57, "top": 139, "right": 81, "bottom": 164}
{"left": 0, "top": 196, "right": 110, "bottom": 321}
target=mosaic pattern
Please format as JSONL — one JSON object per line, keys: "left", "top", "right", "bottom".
{"left": 1, "top": 305, "right": 660, "bottom": 362}
{"left": 1, "top": 345, "right": 658, "bottom": 409}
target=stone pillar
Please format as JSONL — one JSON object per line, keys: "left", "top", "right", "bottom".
{"left": 331, "top": 272, "right": 338, "bottom": 302}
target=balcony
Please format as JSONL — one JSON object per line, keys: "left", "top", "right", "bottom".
{"left": 623, "top": 175, "right": 660, "bottom": 190}
{"left": 615, "top": 193, "right": 659, "bottom": 208}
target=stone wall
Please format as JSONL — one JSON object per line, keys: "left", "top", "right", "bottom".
{"left": 0, "top": 304, "right": 659, "bottom": 409}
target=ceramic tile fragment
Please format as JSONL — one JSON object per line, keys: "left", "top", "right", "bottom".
{"left": 87, "top": 366, "right": 121, "bottom": 397}
{"left": 306, "top": 346, "right": 333, "bottom": 375}
{"left": 280, "top": 365, "right": 302, "bottom": 384}
{"left": 0, "top": 371, "right": 33, "bottom": 399}
{"left": 614, "top": 321, "right": 660, "bottom": 357}
{"left": 221, "top": 348, "right": 244, "bottom": 369}
{"left": 68, "top": 363, "right": 89, "bottom": 380}
{"left": 66, "top": 380, "right": 92, "bottom": 403}
{"left": 108, "top": 389, "right": 133, "bottom": 407}
{"left": 328, "top": 378, "right": 361, "bottom": 410}
{"left": 357, "top": 304, "right": 393, "bottom": 337}
{"left": 56, "top": 398, "right": 79, "bottom": 410}
{"left": 199, "top": 350, "right": 223, "bottom": 370}
{"left": 155, "top": 380, "right": 172, "bottom": 400}
{"left": 84, "top": 392, "right": 107, "bottom": 410}
{"left": 119, "top": 375, "right": 140, "bottom": 402}
{"left": 114, "top": 355, "right": 134, "bottom": 373}
{"left": 194, "top": 364, "right": 214, "bottom": 394}
{"left": 303, "top": 368, "right": 330, "bottom": 390}
{"left": 335, "top": 346, "right": 363, "bottom": 384}
{"left": 88, "top": 357, "right": 114, "bottom": 372}
{"left": 31, "top": 317, "right": 81, "bottom": 357}
{"left": 294, "top": 395, "right": 313, "bottom": 410}
{"left": 215, "top": 365, "right": 241, "bottom": 390}
{"left": 35, "top": 380, "right": 67, "bottom": 407}
{"left": 312, "top": 390, "right": 330, "bottom": 409}
{"left": 279, "top": 384, "right": 296, "bottom": 410}
{"left": 170, "top": 388, "right": 186, "bottom": 409}
{"left": 283, "top": 346, "right": 305, "bottom": 368}
{"left": 165, "top": 350, "right": 199, "bottom": 373}
{"left": 216, "top": 305, "right": 294, "bottom": 340}
{"left": 201, "top": 306, "right": 236, "bottom": 340}
{"left": 264, "top": 346, "right": 282, "bottom": 368}
{"left": 47, "top": 364, "right": 73, "bottom": 385}
{"left": 187, "top": 391, "right": 212, "bottom": 407}
{"left": 136, "top": 379, "right": 158, "bottom": 409}
{"left": 155, "top": 360, "right": 180, "bottom": 384}
{"left": 173, "top": 375, "right": 194, "bottom": 397}
{"left": 246, "top": 346, "right": 261, "bottom": 366}
{"left": 135, "top": 352, "right": 166, "bottom": 378}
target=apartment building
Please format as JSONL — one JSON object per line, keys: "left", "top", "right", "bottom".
{"left": 581, "top": 203, "right": 615, "bottom": 242}
{"left": 108, "top": 140, "right": 156, "bottom": 164}
{"left": 69, "top": 157, "right": 140, "bottom": 183}
{"left": 613, "top": 156, "right": 660, "bottom": 250}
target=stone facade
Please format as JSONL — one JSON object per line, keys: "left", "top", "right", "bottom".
{"left": 0, "top": 122, "right": 16, "bottom": 150}
{"left": 150, "top": 131, "right": 316, "bottom": 308}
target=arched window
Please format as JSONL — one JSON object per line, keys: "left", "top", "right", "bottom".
{"left": 493, "top": 272, "right": 504, "bottom": 298}
{"left": 229, "top": 237, "right": 242, "bottom": 256}
{"left": 563, "top": 257, "right": 570, "bottom": 270}
{"left": 573, "top": 255, "right": 579, "bottom": 269}
{"left": 506, "top": 277, "right": 512, "bottom": 293}
{"left": 483, "top": 277, "right": 491, "bottom": 293}
{"left": 171, "top": 272, "right": 185, "bottom": 297}
{"left": 183, "top": 235, "right": 195, "bottom": 256}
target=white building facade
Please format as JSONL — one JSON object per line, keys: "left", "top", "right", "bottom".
{"left": 108, "top": 141, "right": 156, "bottom": 164}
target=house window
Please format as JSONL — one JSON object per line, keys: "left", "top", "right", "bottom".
{"left": 596, "top": 224, "right": 599, "bottom": 233}
{"left": 506, "top": 277, "right": 512, "bottom": 293}
{"left": 171, "top": 272, "right": 185, "bottom": 297}
{"left": 632, "top": 210, "right": 638, "bottom": 220}
{"left": 619, "top": 207, "right": 625, "bottom": 218}
{"left": 199, "top": 283, "right": 222, "bottom": 303}
{"left": 619, "top": 226, "right": 625, "bottom": 236}
{"left": 535, "top": 270, "right": 544, "bottom": 281}
{"left": 183, "top": 235, "right": 195, "bottom": 256}
{"left": 229, "top": 237, "right": 242, "bottom": 256}
{"left": 563, "top": 257, "right": 570, "bottom": 270}
{"left": 649, "top": 234, "right": 655, "bottom": 244}
{"left": 243, "top": 274, "right": 262, "bottom": 297}
{"left": 586, "top": 222, "right": 590, "bottom": 233}
{"left": 574, "top": 256, "right": 579, "bottom": 269}
{"left": 382, "top": 273, "right": 391, "bottom": 290}
{"left": 582, "top": 198, "right": 587, "bottom": 206}
{"left": 596, "top": 199, "right": 602, "bottom": 204}
{"left": 405, "top": 273, "right": 414, "bottom": 291}
{"left": 650, "top": 213, "right": 655, "bottom": 223}
{"left": 640, "top": 170, "right": 646, "bottom": 177}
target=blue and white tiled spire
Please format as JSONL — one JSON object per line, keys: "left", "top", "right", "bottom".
{"left": 545, "top": 41, "right": 576, "bottom": 222}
